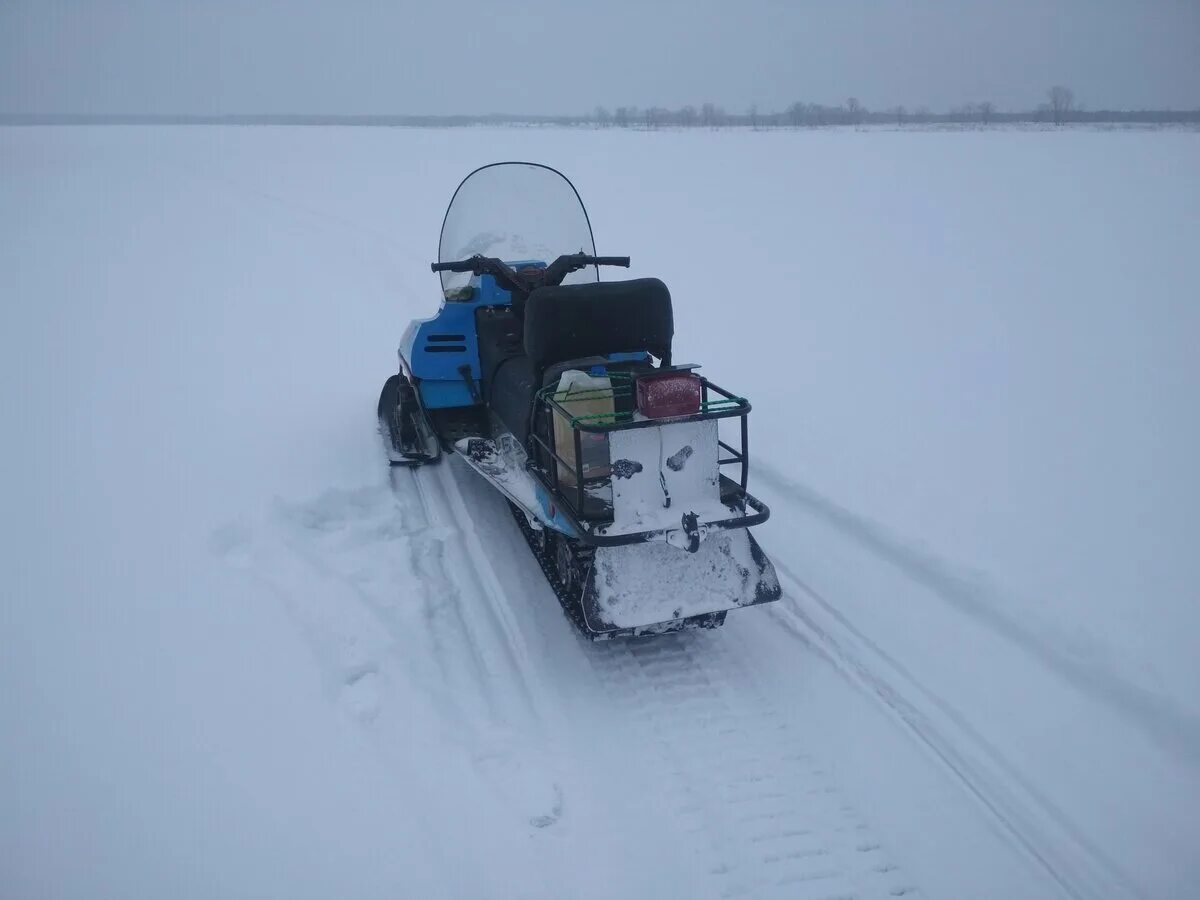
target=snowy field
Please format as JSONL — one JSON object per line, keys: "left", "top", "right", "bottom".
{"left": 2, "top": 125, "right": 1197, "bottom": 900}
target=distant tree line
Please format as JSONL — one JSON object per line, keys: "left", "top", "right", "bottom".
{"left": 586, "top": 88, "right": 1198, "bottom": 128}
{"left": 4, "top": 87, "right": 1197, "bottom": 129}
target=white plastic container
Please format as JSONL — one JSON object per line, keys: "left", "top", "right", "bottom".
{"left": 552, "top": 369, "right": 614, "bottom": 488}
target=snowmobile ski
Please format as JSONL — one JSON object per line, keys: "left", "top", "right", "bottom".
{"left": 378, "top": 373, "right": 440, "bottom": 466}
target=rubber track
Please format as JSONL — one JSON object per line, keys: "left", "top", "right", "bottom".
{"left": 507, "top": 500, "right": 596, "bottom": 636}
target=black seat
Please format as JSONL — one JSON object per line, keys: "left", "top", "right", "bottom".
{"left": 490, "top": 278, "right": 673, "bottom": 445}
{"left": 524, "top": 278, "right": 673, "bottom": 374}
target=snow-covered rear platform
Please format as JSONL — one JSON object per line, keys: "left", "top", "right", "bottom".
{"left": 592, "top": 529, "right": 779, "bottom": 628}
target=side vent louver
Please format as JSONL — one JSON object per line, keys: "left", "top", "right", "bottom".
{"left": 426, "top": 333, "right": 467, "bottom": 353}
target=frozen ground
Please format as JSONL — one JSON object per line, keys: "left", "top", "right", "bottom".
{"left": 2, "top": 125, "right": 1197, "bottom": 899}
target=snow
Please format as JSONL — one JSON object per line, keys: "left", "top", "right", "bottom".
{"left": 2, "top": 124, "right": 1198, "bottom": 899}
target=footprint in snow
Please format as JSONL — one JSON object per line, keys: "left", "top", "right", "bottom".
{"left": 529, "top": 783, "right": 564, "bottom": 829}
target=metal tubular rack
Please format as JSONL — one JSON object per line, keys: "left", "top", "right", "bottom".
{"left": 527, "top": 372, "right": 770, "bottom": 546}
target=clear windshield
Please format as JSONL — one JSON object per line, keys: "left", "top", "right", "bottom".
{"left": 437, "top": 162, "right": 598, "bottom": 295}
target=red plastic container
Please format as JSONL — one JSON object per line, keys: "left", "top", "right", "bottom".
{"left": 637, "top": 371, "right": 702, "bottom": 419}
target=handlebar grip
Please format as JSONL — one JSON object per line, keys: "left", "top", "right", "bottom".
{"left": 592, "top": 256, "right": 631, "bottom": 267}
{"left": 430, "top": 260, "right": 475, "bottom": 273}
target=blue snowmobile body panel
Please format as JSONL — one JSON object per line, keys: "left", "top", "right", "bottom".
{"left": 399, "top": 272, "right": 513, "bottom": 409}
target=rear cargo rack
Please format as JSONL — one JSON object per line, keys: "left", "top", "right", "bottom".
{"left": 529, "top": 371, "right": 766, "bottom": 543}
{"left": 535, "top": 372, "right": 746, "bottom": 428}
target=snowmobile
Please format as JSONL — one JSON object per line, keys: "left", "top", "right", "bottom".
{"left": 378, "top": 162, "right": 780, "bottom": 638}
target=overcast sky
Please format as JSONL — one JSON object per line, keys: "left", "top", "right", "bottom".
{"left": 2, "top": 0, "right": 1198, "bottom": 115}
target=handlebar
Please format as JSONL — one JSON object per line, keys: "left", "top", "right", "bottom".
{"left": 430, "top": 253, "right": 629, "bottom": 276}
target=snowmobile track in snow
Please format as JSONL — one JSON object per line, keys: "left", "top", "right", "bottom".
{"left": 756, "top": 465, "right": 1200, "bottom": 767}
{"left": 213, "top": 464, "right": 572, "bottom": 831}
{"left": 439, "top": 460, "right": 923, "bottom": 899}
{"left": 771, "top": 563, "right": 1142, "bottom": 900}
{"left": 578, "top": 632, "right": 921, "bottom": 900}
{"left": 219, "top": 460, "right": 927, "bottom": 898}
{"left": 402, "top": 462, "right": 544, "bottom": 715}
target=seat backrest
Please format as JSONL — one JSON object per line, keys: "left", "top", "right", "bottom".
{"left": 523, "top": 278, "right": 673, "bottom": 374}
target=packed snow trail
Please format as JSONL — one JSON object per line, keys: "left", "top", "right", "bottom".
{"left": 576, "top": 635, "right": 921, "bottom": 900}
{"left": 435, "top": 453, "right": 1171, "bottom": 900}
{"left": 757, "top": 466, "right": 1200, "bottom": 767}
{"left": 215, "top": 453, "right": 932, "bottom": 900}
{"left": 755, "top": 462, "right": 1199, "bottom": 899}
{"left": 214, "top": 448, "right": 1148, "bottom": 900}
{"left": 771, "top": 570, "right": 1137, "bottom": 900}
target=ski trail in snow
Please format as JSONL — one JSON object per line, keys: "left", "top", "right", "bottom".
{"left": 429, "top": 453, "right": 925, "bottom": 898}
{"left": 208, "top": 509, "right": 395, "bottom": 726}
{"left": 579, "top": 632, "right": 921, "bottom": 900}
{"left": 416, "top": 460, "right": 542, "bottom": 714}
{"left": 271, "top": 485, "right": 492, "bottom": 722}
{"left": 212, "top": 475, "right": 566, "bottom": 832}
{"left": 406, "top": 460, "right": 579, "bottom": 827}
{"left": 215, "top": 447, "right": 1111, "bottom": 899}
{"left": 756, "top": 464, "right": 1200, "bottom": 766}
{"left": 771, "top": 564, "right": 1142, "bottom": 900}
